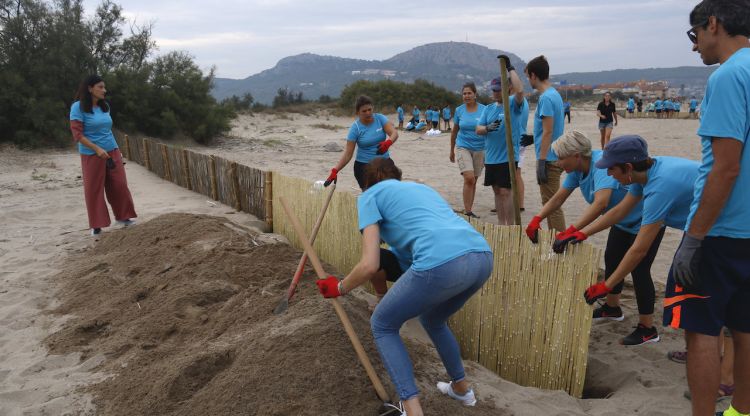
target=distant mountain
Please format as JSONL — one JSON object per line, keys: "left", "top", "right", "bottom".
{"left": 212, "top": 42, "right": 716, "bottom": 104}
{"left": 212, "top": 42, "right": 526, "bottom": 104}
{"left": 550, "top": 66, "right": 716, "bottom": 90}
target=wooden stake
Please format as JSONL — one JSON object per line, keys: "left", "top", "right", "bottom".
{"left": 279, "top": 197, "right": 391, "bottom": 403}
{"left": 161, "top": 144, "right": 171, "bottom": 181}
{"left": 264, "top": 172, "right": 273, "bottom": 229}
{"left": 143, "top": 139, "right": 151, "bottom": 171}
{"left": 182, "top": 149, "right": 192, "bottom": 191}
{"left": 498, "top": 56, "right": 522, "bottom": 226}
{"left": 230, "top": 162, "right": 241, "bottom": 211}
{"left": 209, "top": 155, "right": 218, "bottom": 201}
{"left": 124, "top": 134, "right": 131, "bottom": 160}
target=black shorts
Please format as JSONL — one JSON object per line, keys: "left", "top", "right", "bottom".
{"left": 353, "top": 161, "right": 367, "bottom": 190}
{"left": 689, "top": 109, "right": 696, "bottom": 113}
{"left": 663, "top": 236, "right": 750, "bottom": 336}
{"left": 656, "top": 109, "right": 662, "bottom": 114}
{"left": 380, "top": 248, "right": 404, "bottom": 282}
{"left": 431, "top": 121, "right": 438, "bottom": 128}
{"left": 483, "top": 162, "right": 517, "bottom": 188}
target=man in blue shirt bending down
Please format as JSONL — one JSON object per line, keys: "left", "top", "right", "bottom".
{"left": 665, "top": 2, "right": 750, "bottom": 415}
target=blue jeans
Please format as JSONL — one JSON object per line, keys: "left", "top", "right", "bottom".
{"left": 370, "top": 251, "right": 493, "bottom": 400}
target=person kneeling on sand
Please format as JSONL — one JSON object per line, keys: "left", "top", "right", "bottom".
{"left": 559, "top": 136, "right": 699, "bottom": 346}
{"left": 315, "top": 158, "right": 493, "bottom": 416}
{"left": 526, "top": 131, "right": 663, "bottom": 346}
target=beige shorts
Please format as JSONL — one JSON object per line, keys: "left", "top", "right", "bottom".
{"left": 456, "top": 147, "right": 484, "bottom": 176}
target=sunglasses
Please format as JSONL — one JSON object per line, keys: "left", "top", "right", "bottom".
{"left": 687, "top": 20, "right": 708, "bottom": 44}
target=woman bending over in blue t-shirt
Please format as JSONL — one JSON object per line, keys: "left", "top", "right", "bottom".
{"left": 315, "top": 158, "right": 493, "bottom": 415}
{"left": 324, "top": 95, "right": 398, "bottom": 190}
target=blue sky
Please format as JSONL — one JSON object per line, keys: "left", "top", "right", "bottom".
{"left": 84, "top": 0, "right": 705, "bottom": 79}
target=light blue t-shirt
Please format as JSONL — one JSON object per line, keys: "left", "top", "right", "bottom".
{"left": 431, "top": 109, "right": 439, "bottom": 122}
{"left": 519, "top": 99, "right": 530, "bottom": 135}
{"left": 686, "top": 47, "right": 750, "bottom": 238}
{"left": 442, "top": 107, "right": 451, "bottom": 120}
{"left": 655, "top": 100, "right": 663, "bottom": 110}
{"left": 69, "top": 101, "right": 119, "bottom": 156}
{"left": 664, "top": 100, "right": 672, "bottom": 111}
{"left": 532, "top": 87, "right": 564, "bottom": 162}
{"left": 478, "top": 99, "right": 523, "bottom": 164}
{"left": 627, "top": 98, "right": 635, "bottom": 110}
{"left": 627, "top": 157, "right": 699, "bottom": 230}
{"left": 357, "top": 179, "right": 491, "bottom": 271}
{"left": 347, "top": 113, "right": 390, "bottom": 163}
{"left": 412, "top": 108, "right": 420, "bottom": 119}
{"left": 425, "top": 109, "right": 432, "bottom": 121}
{"left": 690, "top": 99, "right": 698, "bottom": 110}
{"left": 397, "top": 106, "right": 404, "bottom": 121}
{"left": 454, "top": 103, "right": 487, "bottom": 151}
{"left": 562, "top": 150, "right": 642, "bottom": 234}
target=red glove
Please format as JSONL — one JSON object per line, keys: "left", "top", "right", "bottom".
{"left": 525, "top": 216, "right": 542, "bottom": 243}
{"left": 316, "top": 275, "right": 342, "bottom": 298}
{"left": 556, "top": 225, "right": 578, "bottom": 240}
{"left": 376, "top": 139, "right": 393, "bottom": 155}
{"left": 584, "top": 282, "right": 611, "bottom": 305}
{"left": 324, "top": 168, "right": 338, "bottom": 187}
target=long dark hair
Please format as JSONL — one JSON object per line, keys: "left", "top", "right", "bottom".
{"left": 75, "top": 75, "right": 109, "bottom": 113}
{"left": 601, "top": 92, "right": 612, "bottom": 105}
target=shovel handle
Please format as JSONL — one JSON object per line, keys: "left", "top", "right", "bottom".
{"left": 279, "top": 197, "right": 391, "bottom": 403}
{"left": 286, "top": 184, "right": 337, "bottom": 300}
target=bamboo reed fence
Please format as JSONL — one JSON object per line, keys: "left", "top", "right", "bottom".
{"left": 122, "top": 135, "right": 600, "bottom": 397}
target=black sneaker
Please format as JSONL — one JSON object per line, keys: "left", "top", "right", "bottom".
{"left": 621, "top": 324, "right": 660, "bottom": 346}
{"left": 90, "top": 228, "right": 102, "bottom": 236}
{"left": 465, "top": 211, "right": 480, "bottom": 219}
{"left": 592, "top": 303, "right": 624, "bottom": 323}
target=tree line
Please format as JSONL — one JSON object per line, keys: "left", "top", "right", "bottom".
{"left": 0, "top": 0, "right": 234, "bottom": 147}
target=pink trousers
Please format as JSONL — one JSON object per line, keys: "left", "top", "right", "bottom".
{"left": 81, "top": 148, "right": 137, "bottom": 229}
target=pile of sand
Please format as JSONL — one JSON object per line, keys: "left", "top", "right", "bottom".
{"left": 45, "top": 213, "right": 502, "bottom": 415}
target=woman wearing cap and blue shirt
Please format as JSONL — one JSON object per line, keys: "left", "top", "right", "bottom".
{"left": 476, "top": 66, "right": 526, "bottom": 225}
{"left": 69, "top": 74, "right": 137, "bottom": 236}
{"left": 315, "top": 158, "right": 492, "bottom": 416}
{"left": 527, "top": 131, "right": 666, "bottom": 346}
{"left": 324, "top": 95, "right": 398, "bottom": 190}
{"left": 449, "top": 82, "right": 486, "bottom": 218}
{"left": 558, "top": 135, "right": 699, "bottom": 345}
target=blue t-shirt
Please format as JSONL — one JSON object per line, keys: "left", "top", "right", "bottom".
{"left": 397, "top": 106, "right": 404, "bottom": 121}
{"left": 655, "top": 100, "right": 663, "bottom": 110}
{"left": 562, "top": 150, "right": 642, "bottom": 234}
{"left": 454, "top": 103, "right": 486, "bottom": 151}
{"left": 69, "top": 101, "right": 119, "bottom": 156}
{"left": 687, "top": 47, "right": 750, "bottom": 238}
{"left": 425, "top": 109, "right": 432, "bottom": 121}
{"left": 357, "top": 179, "right": 491, "bottom": 271}
{"left": 519, "top": 99, "right": 530, "bottom": 135}
{"left": 690, "top": 99, "right": 698, "bottom": 110}
{"left": 676, "top": 102, "right": 682, "bottom": 111}
{"left": 664, "top": 100, "right": 672, "bottom": 111}
{"left": 431, "top": 109, "right": 439, "bottom": 122}
{"left": 412, "top": 108, "right": 420, "bottom": 119}
{"left": 347, "top": 113, "right": 390, "bottom": 163}
{"left": 442, "top": 107, "right": 451, "bottom": 120}
{"left": 564, "top": 102, "right": 571, "bottom": 112}
{"left": 627, "top": 99, "right": 635, "bottom": 110}
{"left": 532, "top": 87, "right": 564, "bottom": 162}
{"left": 478, "top": 99, "right": 523, "bottom": 164}
{"left": 627, "top": 157, "right": 699, "bottom": 230}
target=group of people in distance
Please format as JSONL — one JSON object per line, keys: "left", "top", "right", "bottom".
{"left": 317, "top": 1, "right": 749, "bottom": 416}
{"left": 627, "top": 95, "right": 702, "bottom": 119}
{"left": 398, "top": 104, "right": 452, "bottom": 132}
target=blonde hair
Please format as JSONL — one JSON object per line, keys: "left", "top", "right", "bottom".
{"left": 552, "top": 130, "right": 592, "bottom": 159}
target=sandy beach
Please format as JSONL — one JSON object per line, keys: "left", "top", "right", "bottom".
{"left": 0, "top": 107, "right": 720, "bottom": 415}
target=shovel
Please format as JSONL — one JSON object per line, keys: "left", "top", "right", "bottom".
{"left": 279, "top": 197, "right": 402, "bottom": 415}
{"left": 273, "top": 183, "right": 336, "bottom": 315}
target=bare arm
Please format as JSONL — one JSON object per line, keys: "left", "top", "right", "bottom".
{"left": 580, "top": 192, "right": 642, "bottom": 237}
{"left": 476, "top": 124, "right": 488, "bottom": 135}
{"left": 510, "top": 70, "right": 524, "bottom": 105}
{"left": 449, "top": 123, "right": 459, "bottom": 162}
{"left": 537, "top": 187, "right": 573, "bottom": 220}
{"left": 573, "top": 189, "right": 612, "bottom": 230}
{"left": 340, "top": 224, "right": 381, "bottom": 293}
{"left": 538, "top": 116, "right": 553, "bottom": 160}
{"left": 383, "top": 122, "right": 399, "bottom": 143}
{"left": 604, "top": 222, "right": 663, "bottom": 289}
{"left": 687, "top": 138, "right": 742, "bottom": 238}
{"left": 334, "top": 140, "right": 356, "bottom": 171}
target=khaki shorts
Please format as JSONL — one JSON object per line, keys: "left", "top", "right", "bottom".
{"left": 456, "top": 147, "right": 484, "bottom": 176}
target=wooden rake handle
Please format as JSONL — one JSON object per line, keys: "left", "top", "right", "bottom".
{"left": 279, "top": 197, "right": 391, "bottom": 403}
{"left": 286, "top": 183, "right": 337, "bottom": 300}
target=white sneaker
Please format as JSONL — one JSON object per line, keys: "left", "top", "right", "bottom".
{"left": 117, "top": 219, "right": 136, "bottom": 227}
{"left": 380, "top": 402, "right": 406, "bottom": 415}
{"left": 436, "top": 381, "right": 477, "bottom": 406}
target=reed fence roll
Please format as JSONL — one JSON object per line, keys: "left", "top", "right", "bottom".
{"left": 185, "top": 150, "right": 214, "bottom": 198}
{"left": 236, "top": 164, "right": 267, "bottom": 220}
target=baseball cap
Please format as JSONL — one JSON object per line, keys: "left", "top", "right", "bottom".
{"left": 490, "top": 78, "right": 503, "bottom": 91}
{"left": 595, "top": 135, "right": 649, "bottom": 169}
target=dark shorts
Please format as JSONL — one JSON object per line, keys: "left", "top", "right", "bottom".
{"left": 656, "top": 109, "right": 662, "bottom": 114}
{"left": 431, "top": 121, "right": 438, "bottom": 128}
{"left": 663, "top": 236, "right": 750, "bottom": 336}
{"left": 380, "top": 248, "right": 404, "bottom": 282}
{"left": 353, "top": 161, "right": 367, "bottom": 190}
{"left": 443, "top": 117, "right": 450, "bottom": 122}
{"left": 627, "top": 108, "right": 634, "bottom": 113}
{"left": 483, "top": 162, "right": 517, "bottom": 188}
{"left": 689, "top": 109, "right": 696, "bottom": 113}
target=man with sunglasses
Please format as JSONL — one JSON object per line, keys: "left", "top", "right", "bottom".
{"left": 666, "top": 1, "right": 750, "bottom": 415}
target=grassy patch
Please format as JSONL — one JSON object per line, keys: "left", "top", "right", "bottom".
{"left": 310, "top": 123, "right": 344, "bottom": 131}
